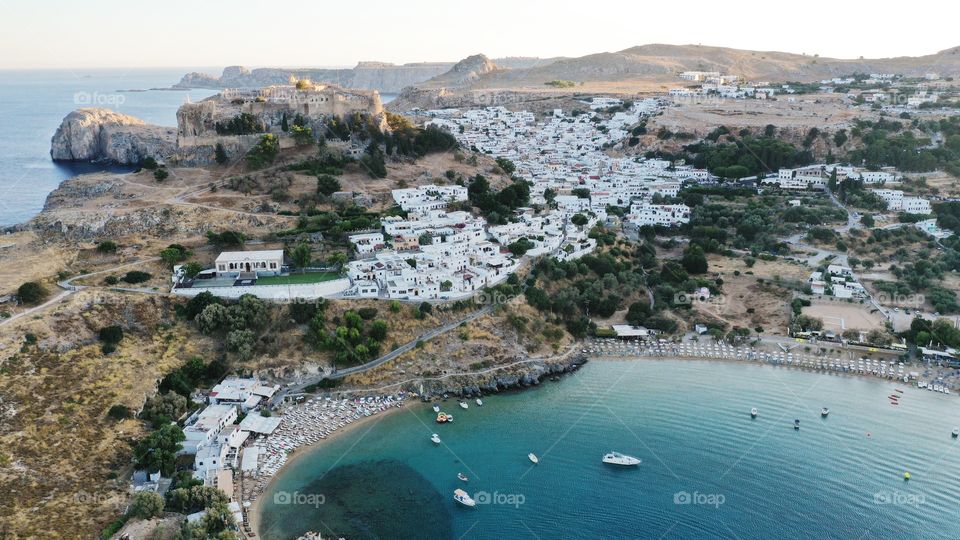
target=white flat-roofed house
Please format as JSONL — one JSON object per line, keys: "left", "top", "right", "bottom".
{"left": 349, "top": 232, "right": 386, "bottom": 256}
{"left": 833, "top": 283, "right": 854, "bottom": 299}
{"left": 901, "top": 197, "right": 932, "bottom": 215}
{"left": 487, "top": 222, "right": 528, "bottom": 245}
{"left": 391, "top": 185, "right": 468, "bottom": 212}
{"left": 627, "top": 204, "right": 691, "bottom": 227}
{"left": 872, "top": 189, "right": 904, "bottom": 209}
{"left": 215, "top": 250, "right": 284, "bottom": 277}
{"left": 208, "top": 377, "right": 279, "bottom": 411}
{"left": 826, "top": 264, "right": 853, "bottom": 277}
{"left": 353, "top": 279, "right": 381, "bottom": 298}
{"left": 554, "top": 195, "right": 591, "bottom": 212}
{"left": 770, "top": 168, "right": 827, "bottom": 190}
{"left": 181, "top": 404, "right": 238, "bottom": 455}
{"left": 871, "top": 189, "right": 931, "bottom": 214}
{"left": 858, "top": 171, "right": 901, "bottom": 185}
{"left": 907, "top": 93, "right": 938, "bottom": 108}
{"left": 194, "top": 441, "right": 230, "bottom": 478}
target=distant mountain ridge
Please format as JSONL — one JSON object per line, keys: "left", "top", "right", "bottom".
{"left": 177, "top": 44, "right": 960, "bottom": 100}
{"left": 174, "top": 57, "right": 557, "bottom": 94}
{"left": 412, "top": 44, "right": 960, "bottom": 90}
{"left": 175, "top": 63, "right": 454, "bottom": 94}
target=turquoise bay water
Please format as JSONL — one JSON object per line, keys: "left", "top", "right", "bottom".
{"left": 259, "top": 360, "right": 960, "bottom": 539}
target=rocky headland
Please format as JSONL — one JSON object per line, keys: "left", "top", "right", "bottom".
{"left": 49, "top": 108, "right": 176, "bottom": 164}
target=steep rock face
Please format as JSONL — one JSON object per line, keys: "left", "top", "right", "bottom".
{"left": 432, "top": 54, "right": 499, "bottom": 85}
{"left": 400, "top": 54, "right": 503, "bottom": 92}
{"left": 50, "top": 108, "right": 176, "bottom": 164}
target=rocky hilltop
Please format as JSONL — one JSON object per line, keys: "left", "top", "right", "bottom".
{"left": 51, "top": 82, "right": 384, "bottom": 166}
{"left": 175, "top": 62, "right": 455, "bottom": 94}
{"left": 50, "top": 108, "right": 176, "bottom": 164}
{"left": 422, "top": 54, "right": 500, "bottom": 86}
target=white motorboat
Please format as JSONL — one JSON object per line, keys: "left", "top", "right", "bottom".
{"left": 750, "top": 408, "right": 758, "bottom": 418}
{"left": 457, "top": 472, "right": 469, "bottom": 482}
{"left": 431, "top": 433, "right": 441, "bottom": 444}
{"left": 476, "top": 398, "right": 483, "bottom": 406}
{"left": 432, "top": 404, "right": 440, "bottom": 413}
{"left": 602, "top": 451, "right": 641, "bottom": 466}
{"left": 528, "top": 453, "right": 539, "bottom": 464}
{"left": 953, "top": 428, "right": 959, "bottom": 438}
{"left": 459, "top": 401, "right": 469, "bottom": 410}
{"left": 453, "top": 488, "right": 476, "bottom": 507}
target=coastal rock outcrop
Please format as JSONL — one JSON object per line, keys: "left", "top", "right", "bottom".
{"left": 50, "top": 108, "right": 176, "bottom": 164}
{"left": 414, "top": 355, "right": 587, "bottom": 399}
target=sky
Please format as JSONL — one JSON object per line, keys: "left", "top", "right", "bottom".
{"left": 1, "top": 0, "right": 958, "bottom": 69}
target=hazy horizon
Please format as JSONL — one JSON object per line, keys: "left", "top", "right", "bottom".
{"left": 2, "top": 0, "right": 958, "bottom": 69}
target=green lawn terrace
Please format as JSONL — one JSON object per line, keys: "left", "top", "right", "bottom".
{"left": 255, "top": 272, "right": 342, "bottom": 285}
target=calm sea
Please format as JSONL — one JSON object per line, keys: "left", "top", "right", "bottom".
{"left": 0, "top": 68, "right": 220, "bottom": 226}
{"left": 0, "top": 69, "right": 399, "bottom": 227}
{"left": 259, "top": 360, "right": 960, "bottom": 539}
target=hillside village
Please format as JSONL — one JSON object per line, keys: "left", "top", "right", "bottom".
{"left": 9, "top": 42, "right": 960, "bottom": 540}
{"left": 669, "top": 70, "right": 954, "bottom": 110}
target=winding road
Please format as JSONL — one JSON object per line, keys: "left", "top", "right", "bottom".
{"left": 0, "top": 256, "right": 163, "bottom": 328}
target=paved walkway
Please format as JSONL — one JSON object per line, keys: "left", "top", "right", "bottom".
{"left": 274, "top": 304, "right": 495, "bottom": 402}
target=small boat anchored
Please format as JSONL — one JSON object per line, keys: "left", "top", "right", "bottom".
{"left": 528, "top": 453, "right": 539, "bottom": 464}
{"left": 431, "top": 433, "right": 441, "bottom": 445}
{"left": 454, "top": 488, "right": 476, "bottom": 507}
{"left": 952, "top": 427, "right": 959, "bottom": 438}
{"left": 794, "top": 419, "right": 801, "bottom": 430}
{"left": 476, "top": 398, "right": 483, "bottom": 406}
{"left": 457, "top": 472, "right": 469, "bottom": 482}
{"left": 750, "top": 408, "right": 758, "bottom": 418}
{"left": 602, "top": 451, "right": 641, "bottom": 466}
{"left": 459, "top": 401, "right": 469, "bottom": 410}
{"left": 821, "top": 407, "right": 830, "bottom": 417}
{"left": 432, "top": 404, "right": 441, "bottom": 413}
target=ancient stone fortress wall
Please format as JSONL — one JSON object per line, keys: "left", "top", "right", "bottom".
{"left": 174, "top": 84, "right": 383, "bottom": 164}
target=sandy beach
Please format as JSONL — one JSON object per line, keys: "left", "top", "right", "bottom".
{"left": 245, "top": 397, "right": 411, "bottom": 538}
{"left": 583, "top": 337, "right": 960, "bottom": 392}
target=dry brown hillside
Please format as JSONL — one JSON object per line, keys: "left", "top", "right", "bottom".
{"left": 413, "top": 44, "right": 960, "bottom": 92}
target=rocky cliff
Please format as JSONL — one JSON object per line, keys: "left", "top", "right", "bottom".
{"left": 50, "top": 108, "right": 176, "bottom": 164}
{"left": 425, "top": 54, "right": 500, "bottom": 86}
{"left": 175, "top": 62, "right": 456, "bottom": 94}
